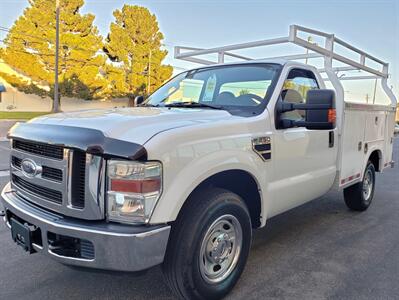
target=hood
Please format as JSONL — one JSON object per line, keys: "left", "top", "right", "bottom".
{"left": 30, "top": 107, "right": 236, "bottom": 145}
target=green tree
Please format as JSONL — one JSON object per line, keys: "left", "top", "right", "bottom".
{"left": 104, "top": 5, "right": 173, "bottom": 104}
{"left": 1, "top": 0, "right": 105, "bottom": 105}
{"left": 0, "top": 71, "right": 48, "bottom": 98}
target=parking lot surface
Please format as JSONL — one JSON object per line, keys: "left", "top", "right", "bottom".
{"left": 0, "top": 138, "right": 398, "bottom": 300}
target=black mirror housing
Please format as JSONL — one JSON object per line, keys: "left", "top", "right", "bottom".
{"left": 276, "top": 89, "right": 336, "bottom": 130}
{"left": 134, "top": 95, "right": 145, "bottom": 107}
{"left": 305, "top": 89, "right": 336, "bottom": 130}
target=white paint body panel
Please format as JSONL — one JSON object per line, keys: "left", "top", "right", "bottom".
{"left": 268, "top": 128, "right": 337, "bottom": 217}
{"left": 30, "top": 107, "right": 234, "bottom": 145}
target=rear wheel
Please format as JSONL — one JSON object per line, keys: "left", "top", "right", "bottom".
{"left": 162, "top": 188, "right": 252, "bottom": 299}
{"left": 344, "top": 162, "right": 376, "bottom": 211}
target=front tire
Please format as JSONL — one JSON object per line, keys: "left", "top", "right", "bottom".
{"left": 344, "top": 162, "right": 376, "bottom": 211}
{"left": 162, "top": 188, "right": 252, "bottom": 300}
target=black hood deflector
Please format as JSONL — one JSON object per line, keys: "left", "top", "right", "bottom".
{"left": 8, "top": 123, "right": 147, "bottom": 160}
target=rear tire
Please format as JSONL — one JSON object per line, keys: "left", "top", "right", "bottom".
{"left": 344, "top": 162, "right": 376, "bottom": 211}
{"left": 162, "top": 188, "right": 252, "bottom": 300}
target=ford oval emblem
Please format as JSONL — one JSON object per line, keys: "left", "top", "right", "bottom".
{"left": 21, "top": 158, "right": 42, "bottom": 178}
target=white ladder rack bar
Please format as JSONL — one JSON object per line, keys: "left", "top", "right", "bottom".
{"left": 174, "top": 25, "right": 389, "bottom": 78}
{"left": 318, "top": 66, "right": 360, "bottom": 73}
{"left": 292, "top": 25, "right": 387, "bottom": 66}
{"left": 174, "top": 24, "right": 396, "bottom": 108}
{"left": 323, "top": 75, "right": 381, "bottom": 81}
{"left": 289, "top": 25, "right": 387, "bottom": 78}
{"left": 175, "top": 37, "right": 289, "bottom": 64}
{"left": 175, "top": 46, "right": 253, "bottom": 62}
{"left": 261, "top": 53, "right": 323, "bottom": 61}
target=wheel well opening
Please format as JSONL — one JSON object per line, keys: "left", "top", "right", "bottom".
{"left": 191, "top": 170, "right": 262, "bottom": 228}
{"left": 369, "top": 150, "right": 382, "bottom": 172}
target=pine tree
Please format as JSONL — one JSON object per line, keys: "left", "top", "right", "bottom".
{"left": 104, "top": 5, "right": 172, "bottom": 103}
{"left": 1, "top": 0, "right": 105, "bottom": 104}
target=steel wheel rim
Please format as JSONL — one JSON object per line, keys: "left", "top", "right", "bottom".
{"left": 199, "top": 214, "right": 243, "bottom": 284}
{"left": 363, "top": 169, "right": 373, "bottom": 201}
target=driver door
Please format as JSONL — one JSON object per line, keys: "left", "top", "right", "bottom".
{"left": 268, "top": 68, "right": 338, "bottom": 216}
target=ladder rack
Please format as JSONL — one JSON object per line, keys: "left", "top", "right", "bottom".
{"left": 174, "top": 25, "right": 397, "bottom": 107}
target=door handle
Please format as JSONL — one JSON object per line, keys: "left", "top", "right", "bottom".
{"left": 329, "top": 131, "right": 334, "bottom": 148}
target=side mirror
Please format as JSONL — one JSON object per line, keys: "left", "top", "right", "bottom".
{"left": 304, "top": 90, "right": 336, "bottom": 130}
{"left": 134, "top": 95, "right": 145, "bottom": 107}
{"left": 276, "top": 89, "right": 336, "bottom": 130}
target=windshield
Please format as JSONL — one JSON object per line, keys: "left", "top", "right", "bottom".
{"left": 145, "top": 64, "right": 281, "bottom": 116}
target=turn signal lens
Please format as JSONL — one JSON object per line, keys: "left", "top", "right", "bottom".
{"left": 110, "top": 178, "right": 161, "bottom": 194}
{"left": 328, "top": 108, "right": 336, "bottom": 124}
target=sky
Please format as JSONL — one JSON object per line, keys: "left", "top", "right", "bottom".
{"left": 0, "top": 0, "right": 398, "bottom": 101}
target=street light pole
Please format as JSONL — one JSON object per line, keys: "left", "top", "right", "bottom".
{"left": 53, "top": 0, "right": 60, "bottom": 112}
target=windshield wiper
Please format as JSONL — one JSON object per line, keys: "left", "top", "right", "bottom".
{"left": 141, "top": 103, "right": 160, "bottom": 107}
{"left": 163, "top": 102, "right": 223, "bottom": 110}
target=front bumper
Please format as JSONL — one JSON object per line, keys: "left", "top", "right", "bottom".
{"left": 0, "top": 182, "right": 170, "bottom": 272}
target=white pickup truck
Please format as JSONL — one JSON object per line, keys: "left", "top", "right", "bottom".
{"left": 1, "top": 25, "right": 397, "bottom": 299}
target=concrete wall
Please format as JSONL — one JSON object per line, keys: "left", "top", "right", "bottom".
{"left": 0, "top": 60, "right": 129, "bottom": 112}
{"left": 0, "top": 83, "right": 129, "bottom": 112}
{"left": 0, "top": 82, "right": 129, "bottom": 112}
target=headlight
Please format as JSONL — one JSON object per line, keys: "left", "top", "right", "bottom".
{"left": 106, "top": 160, "right": 162, "bottom": 224}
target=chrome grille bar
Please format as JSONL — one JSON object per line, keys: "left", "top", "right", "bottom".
{"left": 12, "top": 175, "right": 63, "bottom": 204}
{"left": 13, "top": 139, "right": 64, "bottom": 160}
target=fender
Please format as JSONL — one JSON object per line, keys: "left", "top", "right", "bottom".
{"left": 363, "top": 145, "right": 383, "bottom": 173}
{"left": 149, "top": 147, "right": 270, "bottom": 225}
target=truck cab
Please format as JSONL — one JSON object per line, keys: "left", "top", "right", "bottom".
{"left": 1, "top": 25, "right": 397, "bottom": 300}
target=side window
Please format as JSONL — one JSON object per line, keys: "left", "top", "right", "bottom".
{"left": 281, "top": 68, "right": 319, "bottom": 121}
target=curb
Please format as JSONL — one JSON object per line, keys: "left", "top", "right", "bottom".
{"left": 0, "top": 137, "right": 8, "bottom": 142}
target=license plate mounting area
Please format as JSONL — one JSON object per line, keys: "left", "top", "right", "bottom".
{"left": 10, "top": 218, "right": 36, "bottom": 254}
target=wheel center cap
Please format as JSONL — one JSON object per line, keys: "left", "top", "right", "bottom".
{"left": 211, "top": 233, "right": 231, "bottom": 263}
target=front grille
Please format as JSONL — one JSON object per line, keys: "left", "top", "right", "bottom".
{"left": 42, "top": 166, "right": 63, "bottom": 182}
{"left": 11, "top": 156, "right": 63, "bottom": 182}
{"left": 12, "top": 174, "right": 63, "bottom": 204}
{"left": 10, "top": 138, "right": 103, "bottom": 220}
{"left": 13, "top": 140, "right": 63, "bottom": 160}
{"left": 71, "top": 151, "right": 86, "bottom": 209}
{"left": 11, "top": 156, "right": 21, "bottom": 168}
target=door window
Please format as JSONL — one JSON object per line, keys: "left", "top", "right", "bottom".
{"left": 281, "top": 68, "right": 319, "bottom": 122}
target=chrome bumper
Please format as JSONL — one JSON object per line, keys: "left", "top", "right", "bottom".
{"left": 0, "top": 183, "right": 170, "bottom": 272}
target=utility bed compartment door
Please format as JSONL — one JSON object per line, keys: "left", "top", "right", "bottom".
{"left": 339, "top": 109, "right": 366, "bottom": 186}
{"left": 339, "top": 103, "right": 393, "bottom": 188}
{"left": 364, "top": 111, "right": 386, "bottom": 142}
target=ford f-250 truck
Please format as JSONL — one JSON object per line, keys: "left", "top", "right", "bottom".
{"left": 1, "top": 25, "right": 397, "bottom": 299}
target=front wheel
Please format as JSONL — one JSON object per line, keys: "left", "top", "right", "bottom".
{"left": 344, "top": 162, "right": 376, "bottom": 211}
{"left": 162, "top": 188, "right": 252, "bottom": 300}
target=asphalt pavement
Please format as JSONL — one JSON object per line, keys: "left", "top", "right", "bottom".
{"left": 0, "top": 138, "right": 398, "bottom": 300}
{"left": 0, "top": 120, "right": 13, "bottom": 171}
